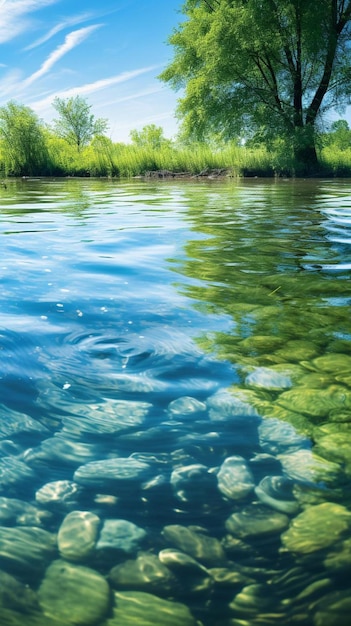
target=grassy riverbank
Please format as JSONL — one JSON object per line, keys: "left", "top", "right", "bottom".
{"left": 2, "top": 137, "right": 351, "bottom": 179}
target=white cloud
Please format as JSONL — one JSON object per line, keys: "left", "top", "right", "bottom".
{"left": 24, "top": 12, "right": 94, "bottom": 50}
{"left": 0, "top": 0, "right": 59, "bottom": 43}
{"left": 22, "top": 25, "right": 101, "bottom": 88}
{"left": 31, "top": 65, "right": 162, "bottom": 111}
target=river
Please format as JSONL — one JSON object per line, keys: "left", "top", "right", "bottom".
{"left": 0, "top": 177, "right": 350, "bottom": 626}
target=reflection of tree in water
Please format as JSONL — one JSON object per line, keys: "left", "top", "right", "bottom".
{"left": 169, "top": 181, "right": 351, "bottom": 370}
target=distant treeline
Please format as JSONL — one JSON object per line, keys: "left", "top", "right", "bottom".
{"left": 1, "top": 99, "right": 351, "bottom": 179}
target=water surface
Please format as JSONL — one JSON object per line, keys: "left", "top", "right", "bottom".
{"left": 0, "top": 178, "right": 350, "bottom": 626}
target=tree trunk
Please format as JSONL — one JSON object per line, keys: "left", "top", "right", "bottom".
{"left": 294, "top": 142, "right": 319, "bottom": 176}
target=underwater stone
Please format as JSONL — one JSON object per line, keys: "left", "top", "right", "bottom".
{"left": 167, "top": 396, "right": 207, "bottom": 418}
{"left": 38, "top": 559, "right": 110, "bottom": 625}
{"left": 281, "top": 502, "right": 351, "bottom": 555}
{"left": 158, "top": 548, "right": 209, "bottom": 576}
{"left": 313, "top": 432, "right": 351, "bottom": 475}
{"left": 0, "top": 569, "right": 39, "bottom": 613}
{"left": 62, "top": 399, "right": 152, "bottom": 435}
{"left": 35, "top": 480, "right": 84, "bottom": 510}
{"left": 24, "top": 436, "right": 105, "bottom": 469}
{"left": 217, "top": 456, "right": 255, "bottom": 501}
{"left": 73, "top": 457, "right": 152, "bottom": 490}
{"left": 313, "top": 590, "right": 351, "bottom": 626}
{"left": 277, "top": 385, "right": 351, "bottom": 419}
{"left": 162, "top": 525, "right": 226, "bottom": 566}
{"left": 0, "top": 496, "right": 51, "bottom": 526}
{"left": 258, "top": 418, "right": 310, "bottom": 455}
{"left": 324, "top": 538, "right": 351, "bottom": 573}
{"left": 312, "top": 353, "right": 351, "bottom": 373}
{"left": 254, "top": 476, "right": 299, "bottom": 515}
{"left": 109, "top": 552, "right": 178, "bottom": 596}
{"left": 278, "top": 449, "right": 343, "bottom": 486}
{"left": 0, "top": 405, "right": 48, "bottom": 440}
{"left": 96, "top": 519, "right": 147, "bottom": 554}
{"left": 0, "top": 457, "right": 37, "bottom": 491}
{"left": 107, "top": 590, "right": 198, "bottom": 626}
{"left": 274, "top": 340, "right": 319, "bottom": 362}
{"left": 225, "top": 503, "right": 289, "bottom": 539}
{"left": 245, "top": 367, "right": 293, "bottom": 391}
{"left": 238, "top": 335, "right": 284, "bottom": 355}
{"left": 207, "top": 389, "right": 261, "bottom": 423}
{"left": 170, "top": 463, "right": 218, "bottom": 503}
{"left": 0, "top": 526, "right": 57, "bottom": 575}
{"left": 58, "top": 510, "right": 101, "bottom": 561}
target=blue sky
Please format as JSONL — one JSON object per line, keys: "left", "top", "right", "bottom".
{"left": 0, "top": 0, "right": 182, "bottom": 143}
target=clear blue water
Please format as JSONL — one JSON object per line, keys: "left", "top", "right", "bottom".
{"left": 0, "top": 178, "right": 351, "bottom": 626}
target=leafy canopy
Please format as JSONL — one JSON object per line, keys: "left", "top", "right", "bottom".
{"left": 52, "top": 96, "right": 108, "bottom": 151}
{"left": 160, "top": 0, "right": 351, "bottom": 154}
{"left": 0, "top": 101, "right": 49, "bottom": 175}
{"left": 129, "top": 124, "right": 171, "bottom": 149}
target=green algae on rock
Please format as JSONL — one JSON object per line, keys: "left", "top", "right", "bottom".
{"left": 38, "top": 560, "right": 110, "bottom": 625}
{"left": 281, "top": 502, "right": 351, "bottom": 555}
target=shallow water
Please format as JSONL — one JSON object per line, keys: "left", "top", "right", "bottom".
{"left": 0, "top": 177, "right": 351, "bottom": 626}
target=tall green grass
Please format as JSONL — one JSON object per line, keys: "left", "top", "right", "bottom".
{"left": 2, "top": 135, "right": 351, "bottom": 178}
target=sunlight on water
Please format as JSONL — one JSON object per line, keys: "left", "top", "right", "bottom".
{"left": 0, "top": 177, "right": 350, "bottom": 626}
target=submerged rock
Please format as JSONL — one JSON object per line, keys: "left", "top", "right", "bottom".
{"left": 0, "top": 405, "right": 48, "bottom": 440}
{"left": 167, "top": 396, "right": 207, "bottom": 419}
{"left": 258, "top": 418, "right": 310, "bottom": 455}
{"left": 170, "top": 463, "right": 218, "bottom": 504}
{"left": 277, "top": 386, "right": 351, "bottom": 419}
{"left": 38, "top": 559, "right": 110, "bottom": 625}
{"left": 324, "top": 538, "right": 351, "bottom": 573}
{"left": 278, "top": 449, "right": 343, "bottom": 486}
{"left": 245, "top": 367, "right": 293, "bottom": 391}
{"left": 281, "top": 502, "right": 351, "bottom": 555}
{"left": 312, "top": 353, "right": 351, "bottom": 374}
{"left": 96, "top": 519, "right": 147, "bottom": 554}
{"left": 162, "top": 525, "right": 226, "bottom": 566}
{"left": 254, "top": 476, "right": 299, "bottom": 514}
{"left": 58, "top": 510, "right": 101, "bottom": 561}
{"left": 274, "top": 340, "right": 319, "bottom": 362}
{"left": 225, "top": 504, "right": 289, "bottom": 539}
{"left": 0, "top": 526, "right": 57, "bottom": 576}
{"left": 0, "top": 496, "right": 51, "bottom": 526}
{"left": 216, "top": 456, "right": 255, "bottom": 501}
{"left": 73, "top": 457, "right": 152, "bottom": 491}
{"left": 107, "top": 590, "right": 198, "bottom": 626}
{"left": 0, "top": 569, "right": 39, "bottom": 613}
{"left": 62, "top": 399, "right": 152, "bottom": 435}
{"left": 313, "top": 589, "right": 351, "bottom": 626}
{"left": 109, "top": 553, "right": 178, "bottom": 596}
{"left": 207, "top": 389, "right": 261, "bottom": 423}
{"left": 35, "top": 480, "right": 84, "bottom": 511}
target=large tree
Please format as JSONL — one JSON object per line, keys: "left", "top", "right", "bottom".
{"left": 160, "top": 0, "right": 351, "bottom": 173}
{"left": 52, "top": 96, "right": 108, "bottom": 152}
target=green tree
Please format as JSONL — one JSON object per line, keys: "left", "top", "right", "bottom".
{"left": 0, "top": 101, "right": 49, "bottom": 176}
{"left": 129, "top": 124, "right": 171, "bottom": 149}
{"left": 52, "top": 96, "right": 108, "bottom": 152}
{"left": 160, "top": 0, "right": 351, "bottom": 174}
{"left": 326, "top": 119, "right": 351, "bottom": 149}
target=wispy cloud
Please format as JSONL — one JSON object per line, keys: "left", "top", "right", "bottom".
{"left": 31, "top": 65, "right": 162, "bottom": 111}
{"left": 0, "top": 0, "right": 59, "bottom": 43}
{"left": 22, "top": 25, "right": 101, "bottom": 88}
{"left": 24, "top": 12, "right": 94, "bottom": 50}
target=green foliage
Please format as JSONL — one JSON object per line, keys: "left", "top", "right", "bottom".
{"left": 160, "top": 0, "right": 351, "bottom": 173}
{"left": 0, "top": 101, "right": 50, "bottom": 176}
{"left": 323, "top": 119, "right": 351, "bottom": 150}
{"left": 129, "top": 124, "right": 172, "bottom": 149}
{"left": 52, "top": 96, "right": 108, "bottom": 152}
